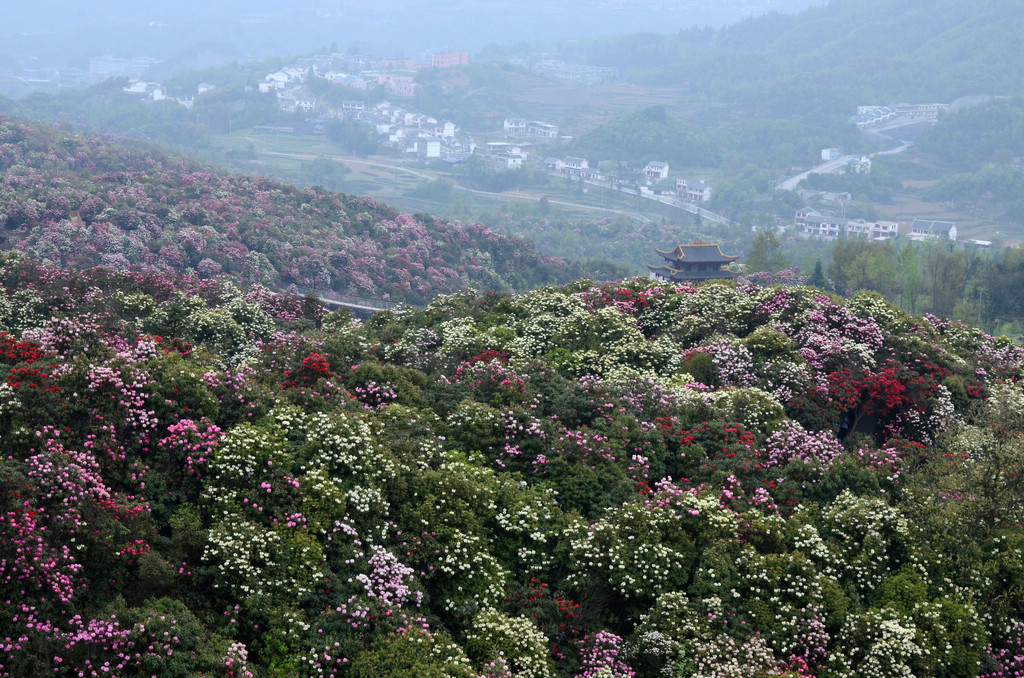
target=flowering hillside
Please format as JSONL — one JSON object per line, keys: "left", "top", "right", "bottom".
{"left": 3, "top": 254, "right": 1024, "bottom": 678}
{"left": 0, "top": 116, "right": 592, "bottom": 305}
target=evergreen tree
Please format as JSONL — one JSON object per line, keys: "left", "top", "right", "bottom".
{"left": 810, "top": 258, "right": 829, "bottom": 290}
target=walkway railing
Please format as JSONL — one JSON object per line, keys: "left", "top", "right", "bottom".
{"left": 292, "top": 288, "right": 426, "bottom": 313}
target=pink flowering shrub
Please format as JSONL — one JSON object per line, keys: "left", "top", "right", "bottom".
{"left": 761, "top": 420, "right": 844, "bottom": 472}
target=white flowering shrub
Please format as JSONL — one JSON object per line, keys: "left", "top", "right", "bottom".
{"left": 831, "top": 607, "right": 922, "bottom": 678}
{"left": 397, "top": 454, "right": 516, "bottom": 614}
{"left": 629, "top": 591, "right": 709, "bottom": 672}
{"left": 203, "top": 421, "right": 292, "bottom": 511}
{"left": 565, "top": 501, "right": 697, "bottom": 601}
{"left": 466, "top": 608, "right": 556, "bottom": 678}
{"left": 849, "top": 290, "right": 909, "bottom": 333}
{"left": 0, "top": 380, "right": 19, "bottom": 414}
{"left": 445, "top": 398, "right": 506, "bottom": 456}
{"left": 492, "top": 485, "right": 571, "bottom": 576}
{"left": 203, "top": 514, "right": 323, "bottom": 601}
{"left": 298, "top": 410, "right": 394, "bottom": 484}
{"left": 144, "top": 290, "right": 208, "bottom": 336}
{"left": 640, "top": 282, "right": 754, "bottom": 343}
{"left": 688, "top": 632, "right": 779, "bottom": 678}
{"left": 729, "top": 547, "right": 832, "bottom": 664}
{"left": 437, "top": 316, "right": 487, "bottom": 357}
{"left": 983, "top": 382, "right": 1024, "bottom": 432}
{"left": 706, "top": 387, "right": 787, "bottom": 434}
{"left": 112, "top": 290, "right": 156, "bottom": 320}
{"left": 819, "top": 491, "right": 910, "bottom": 598}
{"left": 4, "top": 289, "right": 49, "bottom": 334}
{"left": 345, "top": 628, "right": 477, "bottom": 677}
{"left": 0, "top": 289, "right": 11, "bottom": 330}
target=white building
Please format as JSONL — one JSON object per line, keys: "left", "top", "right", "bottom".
{"left": 796, "top": 209, "right": 899, "bottom": 240}
{"left": 909, "top": 219, "right": 957, "bottom": 241}
{"left": 676, "top": 179, "right": 712, "bottom": 203}
{"left": 644, "top": 161, "right": 670, "bottom": 181}
{"left": 528, "top": 121, "right": 559, "bottom": 138}
{"left": 504, "top": 118, "right": 528, "bottom": 134}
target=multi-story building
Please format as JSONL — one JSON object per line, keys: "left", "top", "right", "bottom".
{"left": 504, "top": 118, "right": 528, "bottom": 135}
{"left": 503, "top": 119, "right": 559, "bottom": 138}
{"left": 432, "top": 50, "right": 470, "bottom": 68}
{"left": 644, "top": 162, "right": 670, "bottom": 181}
{"left": 528, "top": 121, "right": 559, "bottom": 138}
{"left": 795, "top": 209, "right": 900, "bottom": 240}
{"left": 676, "top": 179, "right": 712, "bottom": 203}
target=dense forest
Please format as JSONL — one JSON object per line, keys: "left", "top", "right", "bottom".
{"left": 3, "top": 252, "right": 1024, "bottom": 676}
{"left": 562, "top": 105, "right": 862, "bottom": 173}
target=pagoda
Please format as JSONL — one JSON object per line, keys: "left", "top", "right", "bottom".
{"left": 647, "top": 241, "right": 740, "bottom": 281}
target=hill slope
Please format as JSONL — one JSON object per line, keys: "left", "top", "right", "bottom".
{"left": 0, "top": 115, "right": 607, "bottom": 305}
{"left": 592, "top": 0, "right": 1024, "bottom": 109}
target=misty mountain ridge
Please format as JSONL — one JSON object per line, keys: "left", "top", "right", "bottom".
{"left": 589, "top": 0, "right": 1024, "bottom": 107}
{"left": 2, "top": 0, "right": 822, "bottom": 68}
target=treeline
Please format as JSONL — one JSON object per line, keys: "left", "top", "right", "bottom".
{"left": 911, "top": 96, "right": 1024, "bottom": 222}
{"left": 564, "top": 106, "right": 721, "bottom": 169}
{"left": 786, "top": 237, "right": 1024, "bottom": 336}
{"left": 0, "top": 81, "right": 290, "bottom": 161}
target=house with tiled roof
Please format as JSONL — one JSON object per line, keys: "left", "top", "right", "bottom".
{"left": 648, "top": 242, "right": 740, "bottom": 281}
{"left": 676, "top": 179, "right": 712, "bottom": 203}
{"left": 644, "top": 161, "right": 670, "bottom": 181}
{"left": 909, "top": 219, "right": 957, "bottom": 241}
{"left": 795, "top": 209, "right": 842, "bottom": 238}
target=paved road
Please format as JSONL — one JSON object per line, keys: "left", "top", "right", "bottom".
{"left": 778, "top": 155, "right": 860, "bottom": 191}
{"left": 778, "top": 134, "right": 913, "bottom": 191}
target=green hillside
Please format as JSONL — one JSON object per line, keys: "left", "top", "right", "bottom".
{"left": 592, "top": 0, "right": 1024, "bottom": 109}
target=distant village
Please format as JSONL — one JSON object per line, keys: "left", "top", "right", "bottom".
{"left": 794, "top": 208, "right": 965, "bottom": 244}
{"left": 88, "top": 50, "right": 980, "bottom": 243}
{"left": 112, "top": 49, "right": 469, "bottom": 110}
{"left": 90, "top": 49, "right": 711, "bottom": 210}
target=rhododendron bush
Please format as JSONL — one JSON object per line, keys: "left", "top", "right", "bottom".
{"left": 2, "top": 252, "right": 1024, "bottom": 677}
{"left": 0, "top": 115, "right": 596, "bottom": 307}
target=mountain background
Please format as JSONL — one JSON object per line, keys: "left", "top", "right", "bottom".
{"left": 2, "top": 0, "right": 823, "bottom": 69}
